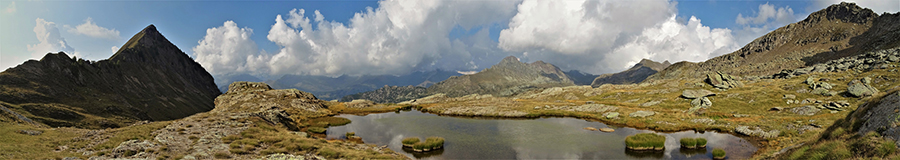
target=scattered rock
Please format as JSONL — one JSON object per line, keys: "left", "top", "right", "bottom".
{"left": 783, "top": 94, "right": 796, "bottom": 99}
{"left": 682, "top": 89, "right": 716, "bottom": 99}
{"left": 733, "top": 114, "right": 750, "bottom": 118}
{"left": 598, "top": 128, "right": 615, "bottom": 132}
{"left": 790, "top": 106, "right": 821, "bottom": 116}
{"left": 735, "top": 126, "right": 780, "bottom": 139}
{"left": 640, "top": 100, "right": 661, "bottom": 107}
{"left": 584, "top": 127, "right": 598, "bottom": 131}
{"left": 770, "top": 107, "right": 784, "bottom": 111}
{"left": 629, "top": 111, "right": 656, "bottom": 118}
{"left": 706, "top": 71, "right": 744, "bottom": 89}
{"left": 603, "top": 112, "right": 620, "bottom": 119}
{"left": 111, "top": 140, "right": 157, "bottom": 158}
{"left": 15, "top": 130, "right": 42, "bottom": 135}
{"left": 691, "top": 118, "right": 716, "bottom": 125}
{"left": 848, "top": 77, "right": 879, "bottom": 97}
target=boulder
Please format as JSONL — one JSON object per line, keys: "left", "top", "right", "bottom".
{"left": 790, "top": 106, "right": 821, "bottom": 116}
{"left": 783, "top": 94, "right": 796, "bottom": 99}
{"left": 848, "top": 77, "right": 879, "bottom": 97}
{"left": 629, "top": 111, "right": 656, "bottom": 118}
{"left": 706, "top": 71, "right": 743, "bottom": 89}
{"left": 599, "top": 128, "right": 615, "bottom": 132}
{"left": 583, "top": 127, "right": 598, "bottom": 131}
{"left": 604, "top": 112, "right": 619, "bottom": 119}
{"left": 682, "top": 89, "right": 716, "bottom": 99}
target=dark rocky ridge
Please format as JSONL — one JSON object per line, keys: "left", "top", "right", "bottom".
{"left": 0, "top": 25, "right": 221, "bottom": 129}
{"left": 591, "top": 59, "right": 670, "bottom": 87}
{"left": 646, "top": 2, "right": 899, "bottom": 82}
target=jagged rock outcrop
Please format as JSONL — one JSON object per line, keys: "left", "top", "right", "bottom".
{"left": 682, "top": 89, "right": 716, "bottom": 113}
{"left": 647, "top": 2, "right": 900, "bottom": 82}
{"left": 426, "top": 56, "right": 575, "bottom": 97}
{"left": 214, "top": 82, "right": 328, "bottom": 130}
{"left": 773, "top": 47, "right": 900, "bottom": 78}
{"left": 706, "top": 71, "right": 743, "bottom": 89}
{"left": 0, "top": 25, "right": 221, "bottom": 129}
{"left": 856, "top": 91, "right": 900, "bottom": 144}
{"left": 591, "top": 59, "right": 671, "bottom": 88}
{"left": 848, "top": 77, "right": 879, "bottom": 97}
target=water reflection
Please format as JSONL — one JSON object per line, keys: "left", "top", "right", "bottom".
{"left": 326, "top": 110, "right": 757, "bottom": 159}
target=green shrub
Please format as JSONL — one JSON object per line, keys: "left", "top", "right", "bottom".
{"left": 696, "top": 138, "right": 707, "bottom": 147}
{"left": 712, "top": 148, "right": 726, "bottom": 159}
{"left": 680, "top": 138, "right": 697, "bottom": 148}
{"left": 307, "top": 127, "right": 327, "bottom": 134}
{"left": 625, "top": 133, "right": 666, "bottom": 150}
{"left": 345, "top": 132, "right": 355, "bottom": 137}
{"left": 402, "top": 137, "right": 420, "bottom": 146}
{"left": 877, "top": 141, "right": 898, "bottom": 157}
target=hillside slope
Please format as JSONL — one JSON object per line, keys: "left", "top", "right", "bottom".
{"left": 647, "top": 2, "right": 900, "bottom": 81}
{"left": 0, "top": 25, "right": 220, "bottom": 129}
{"left": 426, "top": 56, "right": 574, "bottom": 97}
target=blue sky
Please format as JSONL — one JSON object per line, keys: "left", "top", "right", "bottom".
{"left": 1, "top": 0, "right": 897, "bottom": 80}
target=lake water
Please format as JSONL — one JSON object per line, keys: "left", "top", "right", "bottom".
{"left": 326, "top": 110, "right": 757, "bottom": 159}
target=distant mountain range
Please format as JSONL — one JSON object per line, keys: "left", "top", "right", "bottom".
{"left": 343, "top": 56, "right": 581, "bottom": 103}
{"left": 0, "top": 25, "right": 220, "bottom": 129}
{"left": 591, "top": 59, "right": 670, "bottom": 87}
{"left": 211, "top": 70, "right": 462, "bottom": 101}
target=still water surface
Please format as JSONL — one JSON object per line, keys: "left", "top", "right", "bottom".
{"left": 326, "top": 110, "right": 757, "bottom": 159}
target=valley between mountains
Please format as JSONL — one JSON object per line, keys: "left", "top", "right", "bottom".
{"left": 1, "top": 2, "right": 900, "bottom": 160}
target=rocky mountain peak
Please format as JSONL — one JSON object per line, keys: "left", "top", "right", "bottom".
{"left": 38, "top": 52, "right": 74, "bottom": 63}
{"left": 803, "top": 2, "right": 877, "bottom": 25}
{"left": 110, "top": 24, "right": 179, "bottom": 62}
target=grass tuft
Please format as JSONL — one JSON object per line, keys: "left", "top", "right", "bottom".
{"left": 625, "top": 133, "right": 665, "bottom": 150}
{"left": 712, "top": 148, "right": 726, "bottom": 159}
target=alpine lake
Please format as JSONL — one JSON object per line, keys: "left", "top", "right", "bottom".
{"left": 325, "top": 110, "right": 757, "bottom": 159}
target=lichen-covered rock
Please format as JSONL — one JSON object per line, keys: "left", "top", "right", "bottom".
{"left": 847, "top": 77, "right": 879, "bottom": 97}
{"left": 706, "top": 71, "right": 743, "bottom": 89}
{"left": 604, "top": 112, "right": 620, "bottom": 119}
{"left": 629, "top": 111, "right": 656, "bottom": 118}
{"left": 790, "top": 106, "right": 821, "bottom": 116}
{"left": 735, "top": 126, "right": 780, "bottom": 139}
{"left": 112, "top": 140, "right": 157, "bottom": 158}
{"left": 682, "top": 89, "right": 716, "bottom": 99}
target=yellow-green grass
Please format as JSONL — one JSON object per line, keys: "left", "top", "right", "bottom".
{"left": 402, "top": 137, "right": 420, "bottom": 147}
{"left": 0, "top": 123, "right": 83, "bottom": 159}
{"left": 712, "top": 148, "right": 726, "bottom": 159}
{"left": 680, "top": 137, "right": 707, "bottom": 148}
{"left": 406, "top": 136, "right": 445, "bottom": 152}
{"left": 324, "top": 101, "right": 406, "bottom": 114}
{"left": 92, "top": 121, "right": 172, "bottom": 151}
{"left": 625, "top": 133, "right": 665, "bottom": 150}
{"left": 224, "top": 118, "right": 403, "bottom": 159}
{"left": 414, "top": 62, "right": 900, "bottom": 157}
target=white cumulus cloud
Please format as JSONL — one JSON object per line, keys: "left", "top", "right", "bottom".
{"left": 195, "top": 0, "right": 520, "bottom": 77}
{"left": 66, "top": 17, "right": 120, "bottom": 40}
{"left": 27, "top": 18, "right": 75, "bottom": 59}
{"left": 111, "top": 46, "right": 119, "bottom": 54}
{"left": 733, "top": 3, "right": 800, "bottom": 48}
{"left": 736, "top": 3, "right": 796, "bottom": 25}
{"left": 192, "top": 21, "right": 265, "bottom": 77}
{"left": 498, "top": 0, "right": 738, "bottom": 73}
{"left": 5, "top": 1, "right": 15, "bottom": 14}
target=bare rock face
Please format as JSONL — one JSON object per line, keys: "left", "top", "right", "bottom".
{"left": 857, "top": 91, "right": 900, "bottom": 144}
{"left": 847, "top": 77, "right": 879, "bottom": 97}
{"left": 0, "top": 25, "right": 220, "bottom": 129}
{"left": 706, "top": 71, "right": 743, "bottom": 89}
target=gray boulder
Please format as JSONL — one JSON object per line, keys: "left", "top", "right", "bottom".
{"left": 848, "top": 77, "right": 879, "bottom": 97}
{"left": 682, "top": 89, "right": 716, "bottom": 99}
{"left": 857, "top": 91, "right": 900, "bottom": 145}
{"left": 790, "top": 106, "right": 821, "bottom": 116}
{"left": 629, "top": 111, "right": 656, "bottom": 118}
{"left": 706, "top": 71, "right": 743, "bottom": 89}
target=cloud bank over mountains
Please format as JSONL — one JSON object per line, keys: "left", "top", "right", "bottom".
{"left": 192, "top": 0, "right": 808, "bottom": 78}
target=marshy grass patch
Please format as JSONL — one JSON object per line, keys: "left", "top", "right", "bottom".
{"left": 403, "top": 136, "right": 445, "bottom": 152}
{"left": 712, "top": 148, "right": 726, "bottom": 159}
{"left": 680, "top": 137, "right": 707, "bottom": 149}
{"left": 307, "top": 127, "right": 327, "bottom": 134}
{"left": 625, "top": 133, "right": 665, "bottom": 151}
